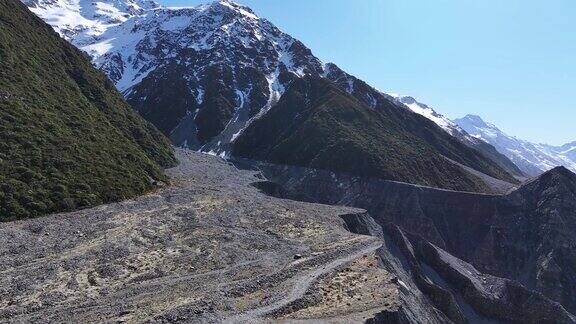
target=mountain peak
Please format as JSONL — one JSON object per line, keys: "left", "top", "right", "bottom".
{"left": 517, "top": 165, "right": 576, "bottom": 197}
{"left": 25, "top": 0, "right": 159, "bottom": 44}
{"left": 398, "top": 96, "right": 417, "bottom": 104}
{"left": 391, "top": 95, "right": 461, "bottom": 135}
{"left": 460, "top": 114, "right": 489, "bottom": 126}
{"left": 455, "top": 114, "right": 501, "bottom": 133}
{"left": 543, "top": 165, "right": 576, "bottom": 180}
{"left": 464, "top": 114, "right": 484, "bottom": 121}
{"left": 199, "top": 0, "right": 259, "bottom": 20}
{"left": 217, "top": 0, "right": 247, "bottom": 7}
{"left": 455, "top": 114, "right": 576, "bottom": 176}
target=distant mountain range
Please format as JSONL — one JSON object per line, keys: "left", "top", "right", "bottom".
{"left": 383, "top": 94, "right": 576, "bottom": 177}
{"left": 391, "top": 95, "right": 525, "bottom": 178}
{"left": 455, "top": 115, "right": 576, "bottom": 176}
{"left": 24, "top": 0, "right": 522, "bottom": 193}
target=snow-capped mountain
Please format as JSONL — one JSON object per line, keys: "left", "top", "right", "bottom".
{"left": 454, "top": 115, "right": 576, "bottom": 176}
{"left": 385, "top": 96, "right": 525, "bottom": 177}
{"left": 23, "top": 0, "right": 524, "bottom": 181}
{"left": 543, "top": 141, "right": 576, "bottom": 162}
{"left": 52, "top": 0, "right": 327, "bottom": 153}
{"left": 389, "top": 95, "right": 460, "bottom": 135}
{"left": 23, "top": 0, "right": 159, "bottom": 46}
{"left": 27, "top": 0, "right": 460, "bottom": 155}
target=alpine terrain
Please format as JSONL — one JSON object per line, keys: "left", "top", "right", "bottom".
{"left": 255, "top": 157, "right": 576, "bottom": 318}
{"left": 3, "top": 0, "right": 576, "bottom": 323}
{"left": 26, "top": 0, "right": 521, "bottom": 193}
{"left": 391, "top": 95, "right": 525, "bottom": 178}
{"left": 455, "top": 114, "right": 576, "bottom": 176}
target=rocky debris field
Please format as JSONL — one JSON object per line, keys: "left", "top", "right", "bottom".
{"left": 0, "top": 149, "right": 395, "bottom": 323}
{"left": 256, "top": 161, "right": 576, "bottom": 323}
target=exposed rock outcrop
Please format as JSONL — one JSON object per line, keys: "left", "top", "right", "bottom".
{"left": 341, "top": 213, "right": 576, "bottom": 323}
{"left": 251, "top": 160, "right": 576, "bottom": 319}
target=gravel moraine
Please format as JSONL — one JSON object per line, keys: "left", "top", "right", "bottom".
{"left": 0, "top": 149, "right": 398, "bottom": 323}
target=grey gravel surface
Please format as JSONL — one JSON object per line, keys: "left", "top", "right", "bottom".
{"left": 0, "top": 149, "right": 392, "bottom": 323}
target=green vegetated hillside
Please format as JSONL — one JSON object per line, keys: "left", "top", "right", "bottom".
{"left": 0, "top": 0, "right": 176, "bottom": 221}
{"left": 234, "top": 77, "right": 514, "bottom": 193}
{"left": 323, "top": 63, "right": 520, "bottom": 186}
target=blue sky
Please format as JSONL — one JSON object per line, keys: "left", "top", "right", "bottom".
{"left": 159, "top": 0, "right": 575, "bottom": 145}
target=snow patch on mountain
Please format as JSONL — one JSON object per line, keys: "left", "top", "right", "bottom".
{"left": 26, "top": 0, "right": 474, "bottom": 153}
{"left": 23, "top": 0, "right": 159, "bottom": 46}
{"left": 388, "top": 95, "right": 460, "bottom": 135}
{"left": 80, "top": 1, "right": 323, "bottom": 92}
{"left": 454, "top": 115, "right": 576, "bottom": 175}
{"left": 219, "top": 0, "right": 258, "bottom": 20}
{"left": 24, "top": 0, "right": 530, "bottom": 178}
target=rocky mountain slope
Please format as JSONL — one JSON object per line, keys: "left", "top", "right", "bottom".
{"left": 392, "top": 95, "right": 525, "bottom": 178}
{"left": 22, "top": 0, "right": 159, "bottom": 46}
{"left": 455, "top": 114, "right": 576, "bottom": 176}
{"left": 0, "top": 0, "right": 175, "bottom": 221}
{"left": 347, "top": 217, "right": 575, "bottom": 324}
{"left": 233, "top": 77, "right": 515, "bottom": 192}
{"left": 26, "top": 0, "right": 325, "bottom": 150}
{"left": 24, "top": 0, "right": 521, "bottom": 193}
{"left": 253, "top": 157, "right": 576, "bottom": 317}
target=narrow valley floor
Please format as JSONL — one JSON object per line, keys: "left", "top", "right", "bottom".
{"left": 0, "top": 149, "right": 398, "bottom": 323}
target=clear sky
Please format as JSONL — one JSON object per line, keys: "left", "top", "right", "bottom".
{"left": 159, "top": 0, "right": 575, "bottom": 145}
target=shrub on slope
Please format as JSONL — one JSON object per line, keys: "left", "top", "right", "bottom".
{"left": 0, "top": 0, "right": 176, "bottom": 221}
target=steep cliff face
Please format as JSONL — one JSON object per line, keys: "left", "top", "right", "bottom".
{"left": 340, "top": 213, "right": 575, "bottom": 324}
{"left": 252, "top": 160, "right": 576, "bottom": 316}
{"left": 485, "top": 167, "right": 576, "bottom": 312}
